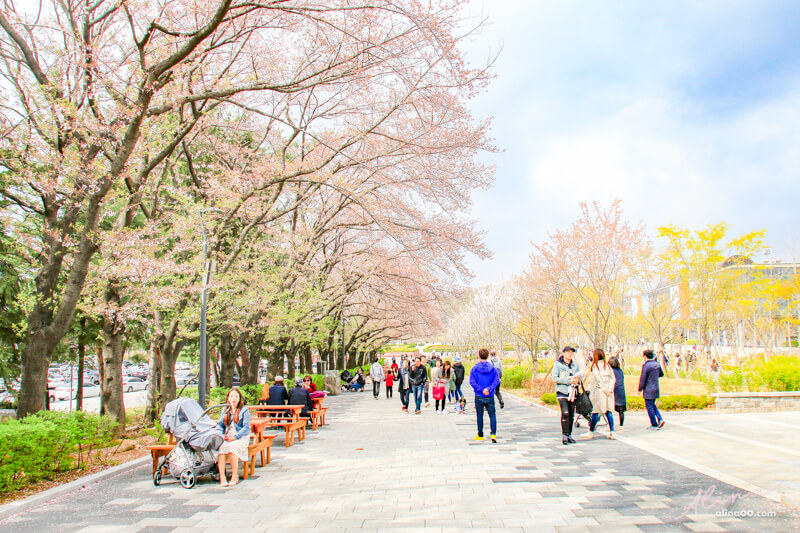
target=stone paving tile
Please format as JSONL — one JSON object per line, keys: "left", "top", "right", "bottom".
{"left": 1, "top": 391, "right": 799, "bottom": 532}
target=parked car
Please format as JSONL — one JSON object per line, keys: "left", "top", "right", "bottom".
{"left": 175, "top": 374, "right": 197, "bottom": 387}
{"left": 122, "top": 376, "right": 148, "bottom": 393}
{"left": 52, "top": 382, "right": 100, "bottom": 401}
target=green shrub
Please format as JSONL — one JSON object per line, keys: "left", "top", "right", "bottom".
{"left": 538, "top": 392, "right": 712, "bottom": 410}
{"left": 501, "top": 365, "right": 534, "bottom": 389}
{"left": 754, "top": 356, "right": 800, "bottom": 392}
{"left": 711, "top": 355, "right": 800, "bottom": 393}
{"left": 0, "top": 411, "right": 118, "bottom": 493}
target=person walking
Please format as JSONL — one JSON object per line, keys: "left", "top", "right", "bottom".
{"left": 445, "top": 360, "right": 456, "bottom": 402}
{"left": 609, "top": 356, "right": 626, "bottom": 432}
{"left": 582, "top": 348, "right": 616, "bottom": 440}
{"left": 469, "top": 348, "right": 500, "bottom": 442}
{"left": 553, "top": 346, "right": 583, "bottom": 445}
{"left": 432, "top": 359, "right": 449, "bottom": 414}
{"left": 452, "top": 356, "right": 466, "bottom": 401}
{"left": 398, "top": 359, "right": 412, "bottom": 412}
{"left": 639, "top": 349, "right": 665, "bottom": 430}
{"left": 370, "top": 357, "right": 385, "bottom": 399}
{"left": 410, "top": 356, "right": 428, "bottom": 414}
{"left": 385, "top": 364, "right": 395, "bottom": 399}
{"left": 489, "top": 350, "right": 505, "bottom": 409}
{"left": 420, "top": 355, "right": 432, "bottom": 407}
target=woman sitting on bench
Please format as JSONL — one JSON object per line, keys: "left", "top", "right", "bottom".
{"left": 217, "top": 387, "right": 251, "bottom": 487}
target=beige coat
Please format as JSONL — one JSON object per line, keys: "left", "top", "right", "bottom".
{"left": 588, "top": 362, "right": 615, "bottom": 414}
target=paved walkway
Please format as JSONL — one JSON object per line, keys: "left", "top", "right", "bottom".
{"left": 2, "top": 391, "right": 798, "bottom": 532}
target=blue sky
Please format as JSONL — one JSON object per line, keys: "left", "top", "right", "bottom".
{"left": 461, "top": 0, "right": 800, "bottom": 285}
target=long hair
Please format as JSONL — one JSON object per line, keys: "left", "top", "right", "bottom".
{"left": 224, "top": 387, "right": 244, "bottom": 426}
{"left": 589, "top": 348, "right": 606, "bottom": 373}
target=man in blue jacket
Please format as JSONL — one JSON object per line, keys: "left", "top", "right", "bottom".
{"left": 470, "top": 348, "right": 501, "bottom": 442}
{"left": 638, "top": 349, "right": 665, "bottom": 429}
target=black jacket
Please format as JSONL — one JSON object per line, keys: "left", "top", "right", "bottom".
{"left": 452, "top": 363, "right": 466, "bottom": 385}
{"left": 410, "top": 365, "right": 428, "bottom": 386}
{"left": 288, "top": 386, "right": 313, "bottom": 415}
{"left": 267, "top": 384, "right": 288, "bottom": 405}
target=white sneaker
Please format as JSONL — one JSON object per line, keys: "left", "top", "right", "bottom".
{"left": 607, "top": 431, "right": 615, "bottom": 440}
{"left": 425, "top": 402, "right": 430, "bottom": 407}
{"left": 580, "top": 432, "right": 594, "bottom": 440}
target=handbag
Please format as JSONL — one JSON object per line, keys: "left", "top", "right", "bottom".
{"left": 575, "top": 382, "right": 593, "bottom": 418}
{"left": 432, "top": 380, "right": 445, "bottom": 400}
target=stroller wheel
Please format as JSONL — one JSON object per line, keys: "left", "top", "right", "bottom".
{"left": 179, "top": 468, "right": 196, "bottom": 489}
{"left": 153, "top": 469, "right": 162, "bottom": 486}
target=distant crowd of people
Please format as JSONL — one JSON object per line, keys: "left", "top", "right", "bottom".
{"left": 338, "top": 344, "right": 667, "bottom": 448}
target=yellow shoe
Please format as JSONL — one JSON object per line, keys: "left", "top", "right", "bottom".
{"left": 490, "top": 434, "right": 497, "bottom": 443}
{"left": 474, "top": 435, "right": 484, "bottom": 441}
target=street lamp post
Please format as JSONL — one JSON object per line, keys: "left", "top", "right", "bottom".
{"left": 198, "top": 208, "right": 221, "bottom": 408}
{"left": 199, "top": 222, "right": 209, "bottom": 408}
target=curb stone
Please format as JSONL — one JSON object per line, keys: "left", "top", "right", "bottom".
{"left": 0, "top": 456, "right": 149, "bottom": 521}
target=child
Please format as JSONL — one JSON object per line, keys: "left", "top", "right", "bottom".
{"left": 385, "top": 367, "right": 394, "bottom": 399}
{"left": 454, "top": 398, "right": 467, "bottom": 414}
{"left": 609, "top": 356, "right": 626, "bottom": 431}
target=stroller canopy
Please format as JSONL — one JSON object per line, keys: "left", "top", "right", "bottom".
{"left": 161, "top": 397, "right": 224, "bottom": 451}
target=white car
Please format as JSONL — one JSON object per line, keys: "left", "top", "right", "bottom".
{"left": 53, "top": 382, "right": 100, "bottom": 401}
{"left": 122, "top": 376, "right": 148, "bottom": 392}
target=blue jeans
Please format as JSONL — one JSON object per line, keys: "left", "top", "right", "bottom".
{"left": 474, "top": 396, "right": 497, "bottom": 436}
{"left": 454, "top": 383, "right": 464, "bottom": 401}
{"left": 645, "top": 399, "right": 663, "bottom": 426}
{"left": 351, "top": 382, "right": 364, "bottom": 392}
{"left": 412, "top": 384, "right": 425, "bottom": 411}
{"left": 589, "top": 412, "right": 614, "bottom": 432}
{"left": 401, "top": 388, "right": 410, "bottom": 409}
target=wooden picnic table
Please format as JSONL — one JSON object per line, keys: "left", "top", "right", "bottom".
{"left": 247, "top": 405, "right": 306, "bottom": 447}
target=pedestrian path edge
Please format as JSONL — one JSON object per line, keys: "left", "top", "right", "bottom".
{"left": 0, "top": 456, "right": 149, "bottom": 521}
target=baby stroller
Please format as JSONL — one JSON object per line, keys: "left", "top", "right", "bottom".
{"left": 155, "top": 398, "right": 225, "bottom": 489}
{"left": 340, "top": 369, "right": 355, "bottom": 392}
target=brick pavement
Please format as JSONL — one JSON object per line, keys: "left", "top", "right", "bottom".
{"left": 2, "top": 390, "right": 798, "bottom": 532}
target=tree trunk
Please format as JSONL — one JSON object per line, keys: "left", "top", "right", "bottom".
{"left": 76, "top": 339, "right": 85, "bottom": 412}
{"left": 159, "top": 339, "right": 185, "bottom": 406}
{"left": 303, "top": 346, "right": 312, "bottom": 376}
{"left": 101, "top": 314, "right": 126, "bottom": 428}
{"left": 144, "top": 339, "right": 161, "bottom": 425}
{"left": 218, "top": 334, "right": 236, "bottom": 388}
{"left": 17, "top": 331, "right": 54, "bottom": 417}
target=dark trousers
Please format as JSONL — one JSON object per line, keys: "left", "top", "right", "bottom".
{"left": 557, "top": 395, "right": 576, "bottom": 436}
{"left": 435, "top": 396, "right": 447, "bottom": 411}
{"left": 386, "top": 385, "right": 393, "bottom": 398}
{"left": 373, "top": 380, "right": 381, "bottom": 398}
{"left": 645, "top": 399, "right": 663, "bottom": 426}
{"left": 475, "top": 396, "right": 497, "bottom": 437}
{"left": 401, "top": 388, "right": 410, "bottom": 408}
{"left": 590, "top": 412, "right": 614, "bottom": 432}
{"left": 424, "top": 383, "right": 429, "bottom": 403}
{"left": 454, "top": 383, "right": 464, "bottom": 401}
{"left": 413, "top": 384, "right": 424, "bottom": 411}
{"left": 495, "top": 387, "right": 503, "bottom": 405}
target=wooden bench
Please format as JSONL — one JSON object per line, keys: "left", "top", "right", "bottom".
{"left": 242, "top": 433, "right": 276, "bottom": 480}
{"left": 259, "top": 418, "right": 305, "bottom": 446}
{"left": 146, "top": 434, "right": 176, "bottom": 475}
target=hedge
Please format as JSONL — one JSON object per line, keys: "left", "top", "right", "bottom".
{"left": 540, "top": 392, "right": 714, "bottom": 411}
{"left": 0, "top": 411, "right": 117, "bottom": 493}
